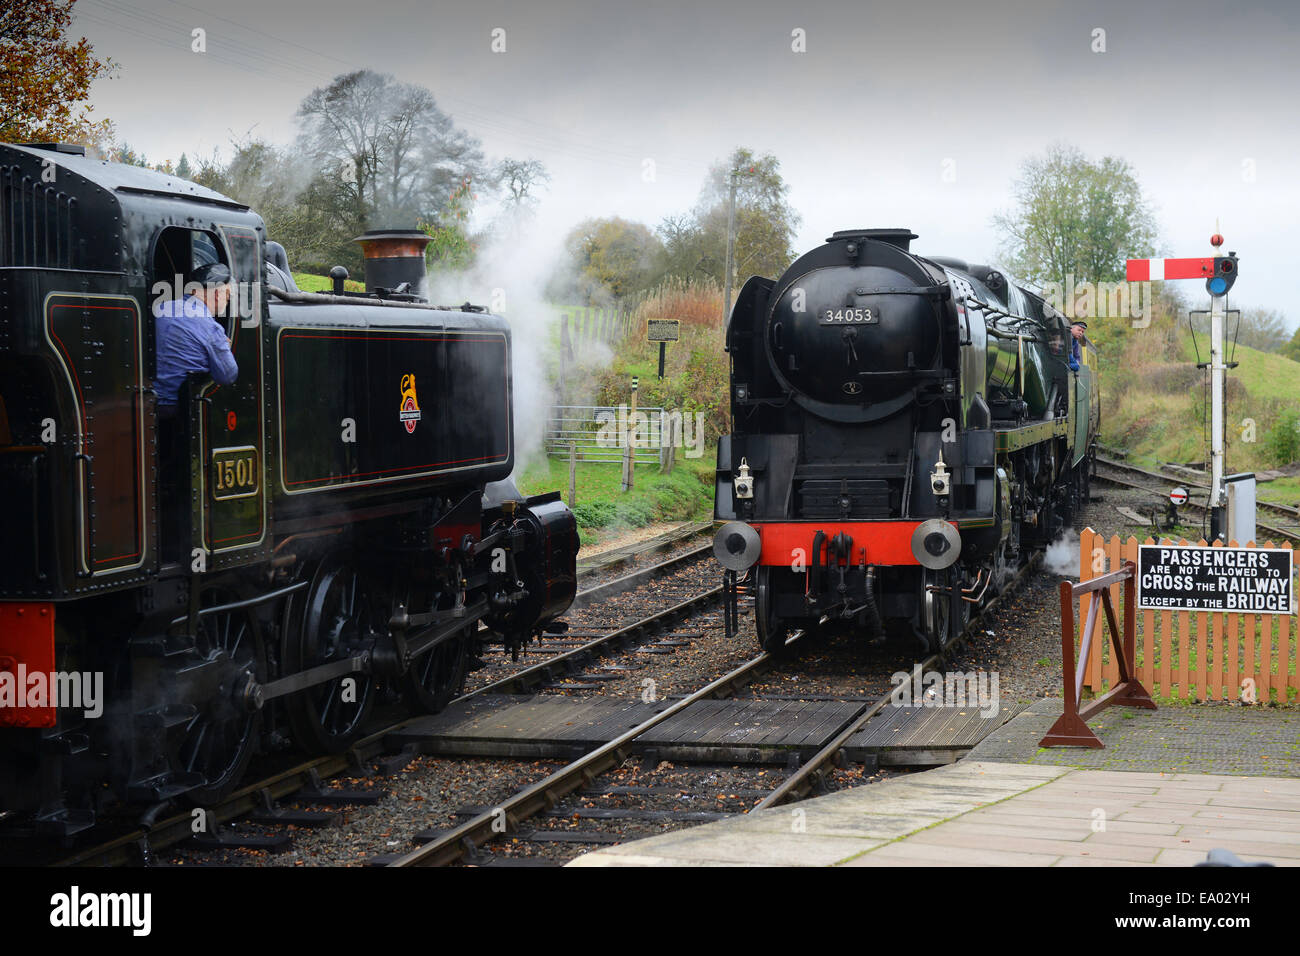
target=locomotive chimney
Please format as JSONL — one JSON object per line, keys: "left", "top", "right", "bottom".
{"left": 353, "top": 229, "right": 432, "bottom": 298}
{"left": 829, "top": 228, "right": 918, "bottom": 251}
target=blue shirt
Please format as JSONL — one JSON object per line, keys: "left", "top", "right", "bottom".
{"left": 154, "top": 295, "right": 239, "bottom": 404}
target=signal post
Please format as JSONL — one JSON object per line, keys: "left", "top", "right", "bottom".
{"left": 1126, "top": 233, "right": 1240, "bottom": 541}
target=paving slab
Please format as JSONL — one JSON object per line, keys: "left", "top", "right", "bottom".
{"left": 569, "top": 699, "right": 1300, "bottom": 867}
{"left": 567, "top": 760, "right": 1065, "bottom": 867}
{"left": 569, "top": 763, "right": 1300, "bottom": 867}
{"left": 966, "top": 698, "right": 1299, "bottom": 776}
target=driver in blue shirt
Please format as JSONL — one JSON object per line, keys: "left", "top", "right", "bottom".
{"left": 154, "top": 262, "right": 239, "bottom": 405}
{"left": 1068, "top": 320, "right": 1087, "bottom": 371}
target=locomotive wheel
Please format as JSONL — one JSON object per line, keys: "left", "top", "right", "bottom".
{"left": 754, "top": 567, "right": 793, "bottom": 655}
{"left": 922, "top": 570, "right": 968, "bottom": 654}
{"left": 284, "top": 555, "right": 378, "bottom": 754}
{"left": 175, "top": 590, "right": 266, "bottom": 806}
{"left": 403, "top": 624, "right": 471, "bottom": 713}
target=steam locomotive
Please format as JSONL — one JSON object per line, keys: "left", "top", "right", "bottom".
{"left": 0, "top": 143, "right": 577, "bottom": 835}
{"left": 714, "top": 228, "right": 1098, "bottom": 653}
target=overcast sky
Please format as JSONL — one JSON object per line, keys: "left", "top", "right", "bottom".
{"left": 75, "top": 0, "right": 1300, "bottom": 322}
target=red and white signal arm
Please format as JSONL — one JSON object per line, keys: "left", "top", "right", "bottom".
{"left": 1125, "top": 258, "right": 1216, "bottom": 281}
{"left": 1169, "top": 487, "right": 1189, "bottom": 506}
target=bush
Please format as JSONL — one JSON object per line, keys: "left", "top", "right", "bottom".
{"left": 632, "top": 276, "right": 725, "bottom": 332}
{"left": 1265, "top": 407, "right": 1300, "bottom": 466}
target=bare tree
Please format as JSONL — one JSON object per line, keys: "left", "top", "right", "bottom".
{"left": 1231, "top": 308, "right": 1290, "bottom": 353}
{"left": 296, "top": 70, "right": 484, "bottom": 228}
{"left": 493, "top": 157, "right": 550, "bottom": 208}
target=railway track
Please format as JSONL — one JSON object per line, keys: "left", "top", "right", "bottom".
{"left": 42, "top": 521, "right": 1043, "bottom": 868}
{"left": 753, "top": 553, "right": 1041, "bottom": 808}
{"left": 387, "top": 554, "right": 1043, "bottom": 867}
{"left": 1092, "top": 455, "right": 1300, "bottom": 542}
{"left": 387, "top": 648, "right": 776, "bottom": 867}
{"left": 29, "top": 534, "right": 720, "bottom": 868}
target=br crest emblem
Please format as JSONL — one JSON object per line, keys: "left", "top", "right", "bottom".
{"left": 400, "top": 374, "right": 422, "bottom": 434}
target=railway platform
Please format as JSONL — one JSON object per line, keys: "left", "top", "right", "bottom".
{"left": 568, "top": 699, "right": 1300, "bottom": 867}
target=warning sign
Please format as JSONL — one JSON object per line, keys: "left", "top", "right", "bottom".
{"left": 1137, "top": 544, "right": 1294, "bottom": 614}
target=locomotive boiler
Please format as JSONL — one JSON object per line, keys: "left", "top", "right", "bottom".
{"left": 0, "top": 142, "right": 577, "bottom": 834}
{"left": 714, "top": 228, "right": 1098, "bottom": 653}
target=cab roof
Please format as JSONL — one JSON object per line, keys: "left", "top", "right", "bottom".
{"left": 5, "top": 143, "right": 248, "bottom": 210}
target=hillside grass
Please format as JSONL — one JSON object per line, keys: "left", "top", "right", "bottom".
{"left": 513, "top": 453, "right": 716, "bottom": 546}
{"left": 1102, "top": 325, "right": 1300, "bottom": 505}
{"left": 292, "top": 271, "right": 366, "bottom": 293}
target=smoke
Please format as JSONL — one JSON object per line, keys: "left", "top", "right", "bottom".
{"left": 1043, "top": 530, "right": 1078, "bottom": 577}
{"left": 424, "top": 208, "right": 578, "bottom": 477}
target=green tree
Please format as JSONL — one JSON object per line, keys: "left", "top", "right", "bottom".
{"left": 175, "top": 153, "right": 191, "bottom": 179}
{"left": 1265, "top": 407, "right": 1300, "bottom": 465}
{"left": 993, "top": 143, "right": 1157, "bottom": 286}
{"left": 663, "top": 147, "right": 800, "bottom": 287}
{"left": 420, "top": 176, "right": 476, "bottom": 270}
{"left": 108, "top": 142, "right": 147, "bottom": 166}
{"left": 553, "top": 217, "right": 664, "bottom": 304}
{"left": 1280, "top": 325, "right": 1300, "bottom": 363}
{"left": 0, "top": 0, "right": 115, "bottom": 146}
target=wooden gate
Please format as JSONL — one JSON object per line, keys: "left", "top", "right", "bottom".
{"left": 1075, "top": 530, "right": 1298, "bottom": 703}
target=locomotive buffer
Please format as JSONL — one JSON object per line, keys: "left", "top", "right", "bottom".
{"left": 1126, "top": 233, "right": 1242, "bottom": 541}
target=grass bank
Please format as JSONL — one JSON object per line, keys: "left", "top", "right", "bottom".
{"left": 514, "top": 453, "right": 715, "bottom": 545}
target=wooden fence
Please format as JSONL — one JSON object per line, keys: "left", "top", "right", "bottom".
{"left": 1076, "top": 529, "right": 1298, "bottom": 703}
{"left": 560, "top": 307, "right": 636, "bottom": 354}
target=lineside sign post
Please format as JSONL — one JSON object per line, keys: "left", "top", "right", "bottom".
{"left": 647, "top": 319, "right": 679, "bottom": 380}
{"left": 1137, "top": 544, "right": 1294, "bottom": 613}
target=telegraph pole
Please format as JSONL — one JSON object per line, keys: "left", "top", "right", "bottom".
{"left": 722, "top": 168, "right": 738, "bottom": 334}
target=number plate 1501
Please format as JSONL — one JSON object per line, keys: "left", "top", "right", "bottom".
{"left": 820, "top": 307, "right": 880, "bottom": 325}
{"left": 211, "top": 446, "right": 259, "bottom": 500}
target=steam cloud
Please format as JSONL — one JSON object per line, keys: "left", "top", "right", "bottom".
{"left": 425, "top": 209, "right": 576, "bottom": 478}
{"left": 1043, "top": 530, "right": 1078, "bottom": 577}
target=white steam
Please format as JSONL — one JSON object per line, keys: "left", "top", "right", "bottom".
{"left": 1043, "top": 530, "right": 1078, "bottom": 577}
{"left": 424, "top": 210, "right": 573, "bottom": 478}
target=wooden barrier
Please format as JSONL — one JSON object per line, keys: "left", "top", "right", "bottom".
{"left": 1041, "top": 561, "right": 1156, "bottom": 748}
{"left": 1076, "top": 530, "right": 1299, "bottom": 704}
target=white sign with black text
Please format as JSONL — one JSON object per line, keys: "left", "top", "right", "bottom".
{"left": 1137, "top": 544, "right": 1294, "bottom": 614}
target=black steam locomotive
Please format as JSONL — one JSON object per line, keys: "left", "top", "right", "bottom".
{"left": 714, "top": 229, "right": 1099, "bottom": 653}
{"left": 0, "top": 143, "right": 577, "bottom": 834}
